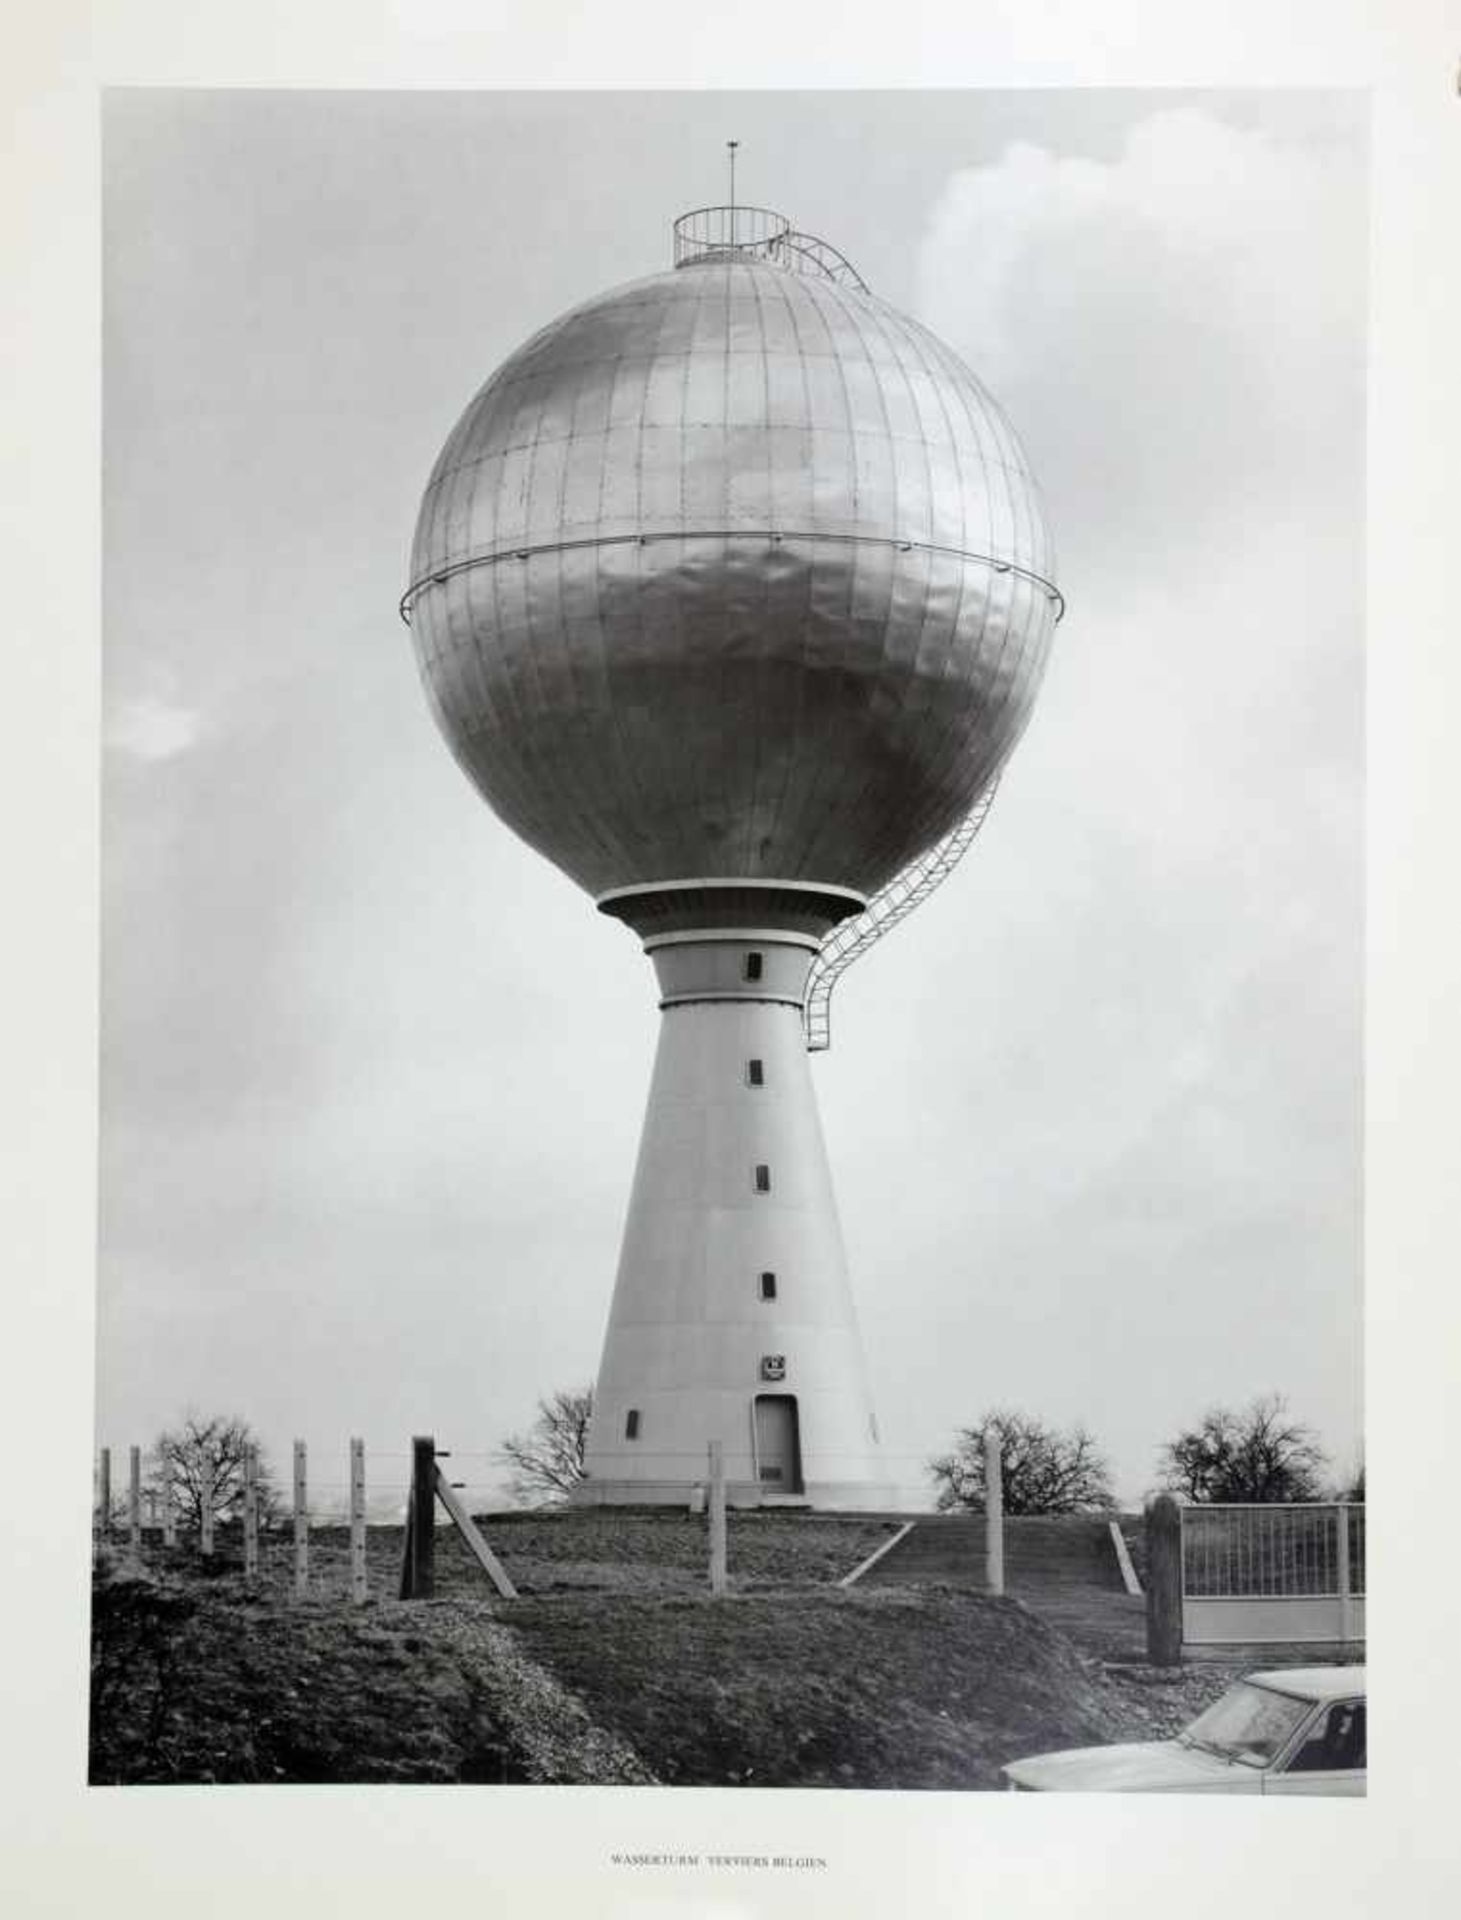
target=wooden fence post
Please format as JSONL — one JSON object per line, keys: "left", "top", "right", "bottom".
{"left": 200, "top": 1462, "right": 215, "bottom": 1557}
{"left": 984, "top": 1431, "right": 1005, "bottom": 1595}
{"left": 242, "top": 1445, "right": 259, "bottom": 1582}
{"left": 293, "top": 1440, "right": 308, "bottom": 1596}
{"left": 1146, "top": 1494, "right": 1183, "bottom": 1666}
{"left": 432, "top": 1467, "right": 518, "bottom": 1599}
{"left": 400, "top": 1436, "right": 437, "bottom": 1600}
{"left": 98, "top": 1448, "right": 111, "bottom": 1540}
{"left": 708, "top": 1440, "right": 727, "bottom": 1596}
{"left": 349, "top": 1438, "right": 367, "bottom": 1604}
{"left": 128, "top": 1446, "right": 142, "bottom": 1561}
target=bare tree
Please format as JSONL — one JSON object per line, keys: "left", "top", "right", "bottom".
{"left": 148, "top": 1412, "right": 278, "bottom": 1531}
{"left": 1158, "top": 1393, "right": 1329, "bottom": 1503}
{"left": 498, "top": 1387, "right": 594, "bottom": 1506}
{"left": 930, "top": 1408, "right": 1114, "bottom": 1515}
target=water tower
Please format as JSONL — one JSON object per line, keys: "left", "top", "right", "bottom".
{"left": 402, "top": 198, "right": 1062, "bottom": 1509}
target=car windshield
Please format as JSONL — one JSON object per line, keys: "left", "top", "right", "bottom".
{"left": 1179, "top": 1683, "right": 1314, "bottom": 1768}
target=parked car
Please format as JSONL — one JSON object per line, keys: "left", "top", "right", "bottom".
{"left": 1002, "top": 1666, "right": 1365, "bottom": 1795}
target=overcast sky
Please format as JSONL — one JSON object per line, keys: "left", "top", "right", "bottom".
{"left": 97, "top": 88, "right": 1366, "bottom": 1511}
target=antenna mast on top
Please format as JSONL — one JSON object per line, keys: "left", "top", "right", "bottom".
{"left": 727, "top": 139, "right": 739, "bottom": 245}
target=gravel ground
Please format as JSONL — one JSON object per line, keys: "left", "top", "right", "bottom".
{"left": 397, "top": 1603, "right": 657, "bottom": 1784}
{"left": 1099, "top": 1661, "right": 1245, "bottom": 1739}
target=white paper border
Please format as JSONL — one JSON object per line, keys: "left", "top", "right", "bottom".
{"left": 4, "top": 4, "right": 1459, "bottom": 1915}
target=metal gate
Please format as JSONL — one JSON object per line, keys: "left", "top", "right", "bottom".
{"left": 1181, "top": 1504, "right": 1365, "bottom": 1646}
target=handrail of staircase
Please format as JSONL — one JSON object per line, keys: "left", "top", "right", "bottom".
{"left": 803, "top": 779, "right": 1000, "bottom": 1052}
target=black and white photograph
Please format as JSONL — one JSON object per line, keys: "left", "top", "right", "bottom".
{"left": 4, "top": 4, "right": 1459, "bottom": 1916}
{"left": 92, "top": 84, "right": 1366, "bottom": 1789}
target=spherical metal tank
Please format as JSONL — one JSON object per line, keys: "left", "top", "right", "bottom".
{"left": 405, "top": 252, "right": 1060, "bottom": 901}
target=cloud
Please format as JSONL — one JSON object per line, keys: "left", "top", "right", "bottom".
{"left": 860, "top": 106, "right": 1367, "bottom": 1493}
{"left": 915, "top": 107, "right": 1365, "bottom": 571}
{"left": 107, "top": 694, "right": 204, "bottom": 762}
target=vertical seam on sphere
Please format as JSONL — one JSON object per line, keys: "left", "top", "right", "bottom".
{"left": 951, "top": 574, "right": 1030, "bottom": 826}
{"left": 589, "top": 316, "right": 646, "bottom": 884}
{"left": 755, "top": 271, "right": 810, "bottom": 879}
{"left": 673, "top": 280, "right": 693, "bottom": 528}
{"left": 803, "top": 283, "right": 900, "bottom": 877}
{"left": 847, "top": 290, "right": 902, "bottom": 536}
{"left": 454, "top": 555, "right": 535, "bottom": 852}
{"left": 739, "top": 268, "right": 771, "bottom": 875}
{"left": 594, "top": 519, "right": 650, "bottom": 887}
{"left": 907, "top": 315, "right": 969, "bottom": 553}
{"left": 488, "top": 527, "right": 553, "bottom": 850}
{"left": 848, "top": 297, "right": 955, "bottom": 865}
{"left": 911, "top": 564, "right": 997, "bottom": 851}
{"left": 928, "top": 323, "right": 997, "bottom": 564}
{"left": 673, "top": 274, "right": 709, "bottom": 873}
{"left": 715, "top": 265, "right": 744, "bottom": 871}
{"left": 546, "top": 332, "right": 619, "bottom": 870}
{"left": 922, "top": 342, "right": 1034, "bottom": 832}
{"left": 844, "top": 297, "right": 910, "bottom": 880}
{"left": 515, "top": 394, "right": 553, "bottom": 765}
{"left": 776, "top": 276, "right": 840, "bottom": 882}
{"left": 813, "top": 283, "right": 882, "bottom": 848}
{"left": 677, "top": 274, "right": 713, "bottom": 871}
{"left": 489, "top": 378, "right": 517, "bottom": 559}
{"left": 624, "top": 291, "right": 674, "bottom": 873}
{"left": 892, "top": 320, "right": 983, "bottom": 822}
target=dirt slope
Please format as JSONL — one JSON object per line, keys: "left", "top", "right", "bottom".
{"left": 90, "top": 1515, "right": 1238, "bottom": 1789}
{"left": 89, "top": 1565, "right": 651, "bottom": 1786}
{"left": 506, "top": 1585, "right": 1136, "bottom": 1790}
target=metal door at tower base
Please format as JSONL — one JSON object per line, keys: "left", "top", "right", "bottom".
{"left": 754, "top": 1394, "right": 803, "bottom": 1494}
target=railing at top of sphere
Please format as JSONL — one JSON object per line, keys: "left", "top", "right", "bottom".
{"left": 674, "top": 204, "right": 790, "bottom": 263}
{"left": 673, "top": 206, "right": 870, "bottom": 292}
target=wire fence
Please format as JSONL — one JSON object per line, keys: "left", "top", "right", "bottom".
{"left": 1180, "top": 1503, "right": 1366, "bottom": 1599}
{"left": 89, "top": 1437, "right": 929, "bottom": 1605}
{"left": 93, "top": 1440, "right": 956, "bottom": 1529}
{"left": 92, "top": 1439, "right": 529, "bottom": 1605}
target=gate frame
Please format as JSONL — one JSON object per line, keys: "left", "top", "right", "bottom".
{"left": 1151, "top": 1498, "right": 1366, "bottom": 1655}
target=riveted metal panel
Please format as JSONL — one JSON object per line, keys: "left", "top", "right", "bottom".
{"left": 407, "top": 258, "right": 1060, "bottom": 900}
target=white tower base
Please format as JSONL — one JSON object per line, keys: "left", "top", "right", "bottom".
{"left": 577, "top": 884, "right": 900, "bottom": 1512}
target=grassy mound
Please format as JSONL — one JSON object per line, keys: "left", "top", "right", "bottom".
{"left": 507, "top": 1585, "right": 1136, "bottom": 1790}
{"left": 476, "top": 1509, "right": 901, "bottom": 1593}
{"left": 91, "top": 1515, "right": 1234, "bottom": 1790}
{"left": 129, "top": 1510, "right": 901, "bottom": 1605}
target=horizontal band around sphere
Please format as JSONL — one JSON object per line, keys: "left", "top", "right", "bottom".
{"left": 400, "top": 525, "right": 1065, "bottom": 627}
{"left": 410, "top": 531, "right": 1057, "bottom": 898}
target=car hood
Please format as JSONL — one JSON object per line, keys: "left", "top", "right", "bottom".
{"left": 1003, "top": 1740, "right": 1256, "bottom": 1793}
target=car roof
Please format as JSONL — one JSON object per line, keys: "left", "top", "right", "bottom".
{"left": 1246, "top": 1666, "right": 1365, "bottom": 1701}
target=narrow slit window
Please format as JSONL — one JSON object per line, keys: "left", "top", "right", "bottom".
{"left": 747, "top": 1058, "right": 765, "bottom": 1087}
{"left": 743, "top": 952, "right": 763, "bottom": 982}
{"left": 759, "top": 1271, "right": 777, "bottom": 1301}
{"left": 754, "top": 1164, "right": 771, "bottom": 1194}
{"left": 624, "top": 1409, "right": 640, "bottom": 1440}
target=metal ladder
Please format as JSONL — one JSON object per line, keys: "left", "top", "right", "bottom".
{"left": 803, "top": 779, "right": 1000, "bottom": 1052}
